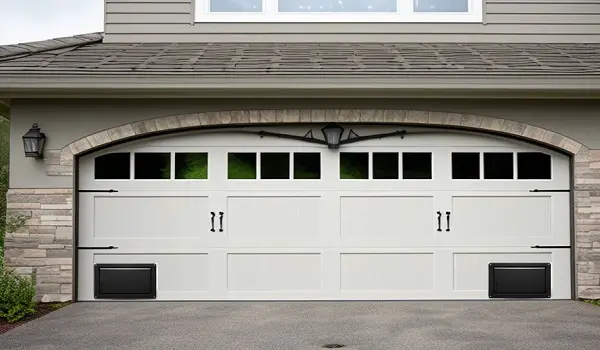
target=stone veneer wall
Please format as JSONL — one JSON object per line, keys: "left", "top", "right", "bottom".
{"left": 3, "top": 189, "right": 73, "bottom": 302}
{"left": 3, "top": 109, "right": 600, "bottom": 300}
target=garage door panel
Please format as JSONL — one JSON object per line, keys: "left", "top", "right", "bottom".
{"left": 77, "top": 253, "right": 210, "bottom": 300}
{"left": 340, "top": 253, "right": 434, "bottom": 291}
{"left": 453, "top": 252, "right": 551, "bottom": 292}
{"left": 451, "top": 196, "right": 552, "bottom": 240}
{"left": 340, "top": 196, "right": 435, "bottom": 241}
{"left": 93, "top": 196, "right": 210, "bottom": 239}
{"left": 227, "top": 253, "right": 322, "bottom": 291}
{"left": 226, "top": 196, "right": 321, "bottom": 238}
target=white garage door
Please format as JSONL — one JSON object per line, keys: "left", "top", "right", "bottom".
{"left": 77, "top": 126, "right": 571, "bottom": 300}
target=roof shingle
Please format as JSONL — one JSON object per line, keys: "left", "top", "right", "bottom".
{"left": 1, "top": 38, "right": 600, "bottom": 76}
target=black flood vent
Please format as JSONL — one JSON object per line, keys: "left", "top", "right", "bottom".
{"left": 489, "top": 263, "right": 551, "bottom": 298}
{"left": 94, "top": 264, "right": 156, "bottom": 299}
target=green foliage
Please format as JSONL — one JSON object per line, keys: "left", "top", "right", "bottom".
{"left": 176, "top": 153, "right": 208, "bottom": 179}
{"left": 228, "top": 154, "right": 256, "bottom": 179}
{"left": 584, "top": 299, "right": 600, "bottom": 306}
{"left": 5, "top": 215, "right": 27, "bottom": 235}
{"left": 0, "top": 116, "right": 9, "bottom": 253}
{"left": 50, "top": 302, "right": 70, "bottom": 311}
{"left": 0, "top": 268, "right": 37, "bottom": 322}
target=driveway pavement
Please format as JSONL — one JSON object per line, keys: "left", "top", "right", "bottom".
{"left": 0, "top": 301, "right": 599, "bottom": 350}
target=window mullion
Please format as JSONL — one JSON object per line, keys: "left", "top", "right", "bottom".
{"left": 266, "top": 0, "right": 277, "bottom": 14}
{"left": 398, "top": 0, "right": 412, "bottom": 17}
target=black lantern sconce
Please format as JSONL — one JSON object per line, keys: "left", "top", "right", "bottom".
{"left": 22, "top": 123, "right": 46, "bottom": 159}
{"left": 258, "top": 123, "right": 406, "bottom": 149}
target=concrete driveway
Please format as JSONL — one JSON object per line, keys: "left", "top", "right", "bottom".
{"left": 1, "top": 301, "right": 599, "bottom": 350}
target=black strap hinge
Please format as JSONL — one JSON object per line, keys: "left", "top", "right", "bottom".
{"left": 79, "top": 189, "right": 118, "bottom": 193}
{"left": 77, "top": 246, "right": 119, "bottom": 250}
{"left": 529, "top": 189, "right": 570, "bottom": 193}
{"left": 530, "top": 245, "right": 571, "bottom": 249}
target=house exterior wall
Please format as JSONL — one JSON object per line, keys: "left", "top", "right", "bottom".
{"left": 103, "top": 0, "right": 600, "bottom": 43}
{"left": 3, "top": 101, "right": 600, "bottom": 301}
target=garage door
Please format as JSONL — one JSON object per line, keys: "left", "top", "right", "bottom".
{"left": 77, "top": 126, "right": 571, "bottom": 300}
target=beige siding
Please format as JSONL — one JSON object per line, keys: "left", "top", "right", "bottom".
{"left": 103, "top": 0, "right": 600, "bottom": 43}
{"left": 9, "top": 98, "right": 600, "bottom": 188}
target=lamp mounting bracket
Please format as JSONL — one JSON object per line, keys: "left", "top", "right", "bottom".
{"left": 256, "top": 127, "right": 406, "bottom": 148}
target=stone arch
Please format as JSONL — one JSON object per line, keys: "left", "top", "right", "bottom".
{"left": 49, "top": 109, "right": 586, "bottom": 176}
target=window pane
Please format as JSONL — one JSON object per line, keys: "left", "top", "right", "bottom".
{"left": 373, "top": 153, "right": 398, "bottom": 179}
{"left": 228, "top": 153, "right": 257, "bottom": 179}
{"left": 95, "top": 153, "right": 130, "bottom": 180}
{"left": 452, "top": 153, "right": 480, "bottom": 179}
{"left": 175, "top": 153, "right": 208, "bottom": 179}
{"left": 278, "top": 0, "right": 397, "bottom": 12}
{"left": 518, "top": 153, "right": 551, "bottom": 179}
{"left": 134, "top": 153, "right": 170, "bottom": 179}
{"left": 340, "top": 153, "right": 368, "bottom": 179}
{"left": 403, "top": 153, "right": 432, "bottom": 179}
{"left": 414, "top": 0, "right": 468, "bottom": 12}
{"left": 294, "top": 153, "right": 321, "bottom": 179}
{"left": 261, "top": 153, "right": 290, "bottom": 179}
{"left": 484, "top": 153, "right": 513, "bottom": 180}
{"left": 210, "top": 0, "right": 262, "bottom": 12}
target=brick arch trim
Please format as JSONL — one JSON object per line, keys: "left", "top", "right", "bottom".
{"left": 48, "top": 109, "right": 586, "bottom": 176}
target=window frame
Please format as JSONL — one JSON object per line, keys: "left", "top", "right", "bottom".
{"left": 194, "top": 0, "right": 483, "bottom": 23}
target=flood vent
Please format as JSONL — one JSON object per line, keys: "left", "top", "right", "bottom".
{"left": 489, "top": 263, "right": 551, "bottom": 298}
{"left": 94, "top": 264, "right": 156, "bottom": 299}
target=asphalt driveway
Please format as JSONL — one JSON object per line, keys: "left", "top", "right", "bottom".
{"left": 1, "top": 301, "right": 599, "bottom": 350}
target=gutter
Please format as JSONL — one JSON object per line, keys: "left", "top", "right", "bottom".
{"left": 1, "top": 75, "right": 600, "bottom": 99}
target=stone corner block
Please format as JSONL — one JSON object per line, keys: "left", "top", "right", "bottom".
{"left": 43, "top": 150, "right": 61, "bottom": 165}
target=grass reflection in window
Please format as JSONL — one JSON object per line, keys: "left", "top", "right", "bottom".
{"left": 228, "top": 153, "right": 257, "bottom": 179}
{"left": 175, "top": 153, "right": 208, "bottom": 179}
{"left": 340, "top": 153, "right": 369, "bottom": 179}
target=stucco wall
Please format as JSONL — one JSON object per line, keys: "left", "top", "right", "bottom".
{"left": 9, "top": 98, "right": 600, "bottom": 188}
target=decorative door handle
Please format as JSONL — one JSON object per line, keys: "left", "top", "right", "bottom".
{"left": 436, "top": 211, "right": 442, "bottom": 232}
{"left": 219, "top": 212, "right": 224, "bottom": 232}
{"left": 210, "top": 212, "right": 216, "bottom": 232}
{"left": 446, "top": 211, "right": 451, "bottom": 232}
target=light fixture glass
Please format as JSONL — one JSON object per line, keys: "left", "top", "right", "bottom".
{"left": 22, "top": 123, "right": 46, "bottom": 159}
{"left": 321, "top": 123, "right": 344, "bottom": 149}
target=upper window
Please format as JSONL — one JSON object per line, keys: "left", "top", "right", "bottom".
{"left": 196, "top": 0, "right": 482, "bottom": 22}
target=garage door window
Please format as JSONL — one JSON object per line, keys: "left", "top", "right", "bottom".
{"left": 94, "top": 153, "right": 130, "bottom": 180}
{"left": 373, "top": 152, "right": 399, "bottom": 179}
{"left": 228, "top": 153, "right": 257, "bottom": 179}
{"left": 340, "top": 152, "right": 369, "bottom": 179}
{"left": 261, "top": 153, "right": 290, "bottom": 179}
{"left": 484, "top": 153, "right": 513, "bottom": 180}
{"left": 175, "top": 153, "right": 208, "bottom": 179}
{"left": 134, "top": 153, "right": 171, "bottom": 180}
{"left": 452, "top": 152, "right": 480, "bottom": 179}
{"left": 518, "top": 152, "right": 551, "bottom": 179}
{"left": 294, "top": 153, "right": 320, "bottom": 179}
{"left": 403, "top": 153, "right": 432, "bottom": 179}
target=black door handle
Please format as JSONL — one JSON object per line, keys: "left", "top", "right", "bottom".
{"left": 219, "top": 212, "right": 224, "bottom": 232}
{"left": 446, "top": 211, "right": 451, "bottom": 232}
{"left": 436, "top": 211, "right": 442, "bottom": 232}
{"left": 210, "top": 212, "right": 216, "bottom": 232}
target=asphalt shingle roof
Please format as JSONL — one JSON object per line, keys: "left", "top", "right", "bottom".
{"left": 1, "top": 34, "right": 600, "bottom": 76}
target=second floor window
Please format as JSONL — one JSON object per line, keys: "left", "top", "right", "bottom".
{"left": 196, "top": 0, "right": 482, "bottom": 22}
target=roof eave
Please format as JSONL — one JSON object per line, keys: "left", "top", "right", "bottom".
{"left": 1, "top": 74, "right": 599, "bottom": 99}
